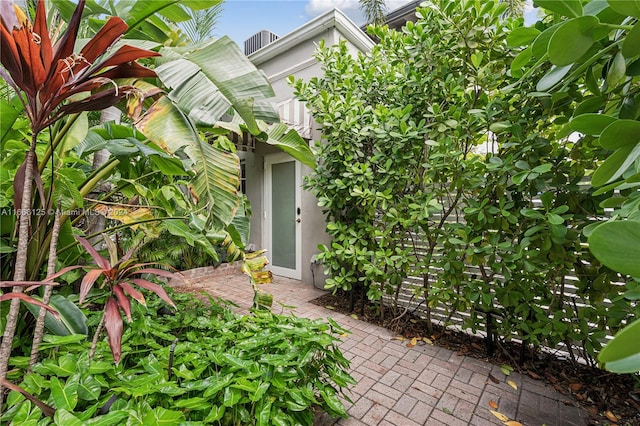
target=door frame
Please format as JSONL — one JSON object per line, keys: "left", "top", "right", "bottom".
{"left": 263, "top": 153, "right": 302, "bottom": 279}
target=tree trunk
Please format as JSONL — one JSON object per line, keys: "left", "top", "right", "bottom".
{"left": 86, "top": 107, "right": 120, "bottom": 244}
{"left": 0, "top": 137, "right": 37, "bottom": 405}
{"left": 28, "top": 204, "right": 62, "bottom": 370}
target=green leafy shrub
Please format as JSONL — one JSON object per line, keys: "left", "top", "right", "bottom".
{"left": 2, "top": 291, "right": 354, "bottom": 425}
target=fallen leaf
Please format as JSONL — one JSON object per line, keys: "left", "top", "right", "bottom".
{"left": 339, "top": 333, "right": 348, "bottom": 338}
{"left": 605, "top": 410, "right": 618, "bottom": 423}
{"left": 325, "top": 306, "right": 335, "bottom": 310}
{"left": 489, "top": 400, "right": 498, "bottom": 409}
{"left": 504, "top": 421, "right": 523, "bottom": 426}
{"left": 350, "top": 313, "right": 358, "bottom": 320}
{"left": 568, "top": 383, "right": 582, "bottom": 392}
{"left": 552, "top": 383, "right": 565, "bottom": 393}
{"left": 490, "top": 410, "right": 509, "bottom": 422}
{"left": 488, "top": 373, "right": 500, "bottom": 384}
{"left": 544, "top": 373, "right": 558, "bottom": 384}
{"left": 442, "top": 407, "right": 452, "bottom": 415}
{"left": 410, "top": 337, "right": 418, "bottom": 346}
{"left": 406, "top": 341, "right": 415, "bottom": 348}
{"left": 575, "top": 393, "right": 584, "bottom": 401}
{"left": 422, "top": 337, "right": 433, "bottom": 345}
{"left": 500, "top": 365, "right": 513, "bottom": 376}
{"left": 392, "top": 335, "right": 407, "bottom": 341}
{"left": 471, "top": 342, "right": 483, "bottom": 350}
{"left": 507, "top": 380, "right": 518, "bottom": 390}
{"left": 527, "top": 370, "right": 541, "bottom": 380}
{"left": 432, "top": 332, "right": 441, "bottom": 340}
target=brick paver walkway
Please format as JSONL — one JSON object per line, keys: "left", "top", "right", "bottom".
{"left": 172, "top": 267, "right": 590, "bottom": 426}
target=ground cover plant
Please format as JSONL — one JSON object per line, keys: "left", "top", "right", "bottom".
{"left": 1, "top": 290, "right": 354, "bottom": 425}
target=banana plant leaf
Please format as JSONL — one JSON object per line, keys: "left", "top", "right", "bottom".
{"left": 134, "top": 96, "right": 240, "bottom": 230}
{"left": 155, "top": 36, "right": 280, "bottom": 135}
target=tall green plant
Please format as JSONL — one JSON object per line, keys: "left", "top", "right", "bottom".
{"left": 0, "top": 0, "right": 160, "bottom": 393}
{"left": 514, "top": 0, "right": 640, "bottom": 372}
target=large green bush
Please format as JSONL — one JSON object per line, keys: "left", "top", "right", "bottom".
{"left": 295, "top": 0, "right": 636, "bottom": 364}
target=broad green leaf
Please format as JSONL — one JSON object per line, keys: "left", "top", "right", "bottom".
{"left": 589, "top": 221, "right": 640, "bottom": 276}
{"left": 60, "top": 113, "right": 88, "bottom": 153}
{"left": 622, "top": 22, "right": 640, "bottom": 58}
{"left": 607, "top": 0, "right": 640, "bottom": 19}
{"left": 143, "top": 407, "right": 185, "bottom": 425}
{"left": 54, "top": 168, "right": 86, "bottom": 210}
{"left": 531, "top": 22, "right": 564, "bottom": 58}
{"left": 26, "top": 295, "right": 88, "bottom": 336}
{"left": 592, "top": 142, "right": 640, "bottom": 186}
{"left": 185, "top": 141, "right": 241, "bottom": 229}
{"left": 173, "top": 397, "right": 210, "bottom": 410}
{"left": 222, "top": 386, "right": 242, "bottom": 407}
{"left": 536, "top": 0, "right": 583, "bottom": 17}
{"left": 149, "top": 155, "right": 186, "bottom": 176}
{"left": 598, "top": 318, "right": 640, "bottom": 373}
{"left": 135, "top": 96, "right": 241, "bottom": 229}
{"left": 256, "top": 398, "right": 272, "bottom": 426}
{"left": 489, "top": 122, "right": 511, "bottom": 134}
{"left": 599, "top": 120, "right": 640, "bottom": 149}
{"left": 78, "top": 376, "right": 102, "bottom": 401}
{"left": 511, "top": 48, "right": 532, "bottom": 73}
{"left": 54, "top": 408, "right": 83, "bottom": 426}
{"left": 606, "top": 52, "right": 627, "bottom": 88}
{"left": 85, "top": 410, "right": 128, "bottom": 426}
{"left": 156, "top": 37, "right": 279, "bottom": 133}
{"left": 548, "top": 16, "right": 599, "bottom": 66}
{"left": 204, "top": 406, "right": 225, "bottom": 423}
{"left": 262, "top": 122, "right": 315, "bottom": 169}
{"left": 0, "top": 98, "right": 23, "bottom": 143}
{"left": 573, "top": 96, "right": 607, "bottom": 116}
{"left": 537, "top": 65, "right": 572, "bottom": 91}
{"left": 50, "top": 376, "right": 78, "bottom": 411}
{"left": 507, "top": 27, "right": 540, "bottom": 47}
{"left": 570, "top": 113, "right": 616, "bottom": 135}
{"left": 40, "top": 334, "right": 87, "bottom": 348}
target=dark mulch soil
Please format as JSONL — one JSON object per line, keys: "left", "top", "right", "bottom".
{"left": 311, "top": 290, "right": 640, "bottom": 426}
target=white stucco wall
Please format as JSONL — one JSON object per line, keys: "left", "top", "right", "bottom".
{"left": 245, "top": 9, "right": 374, "bottom": 285}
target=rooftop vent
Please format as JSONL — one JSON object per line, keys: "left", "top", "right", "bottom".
{"left": 244, "top": 30, "right": 279, "bottom": 55}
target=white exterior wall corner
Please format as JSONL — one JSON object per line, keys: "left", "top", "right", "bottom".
{"left": 246, "top": 9, "right": 373, "bottom": 286}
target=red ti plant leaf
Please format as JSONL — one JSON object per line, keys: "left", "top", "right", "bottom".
{"left": 104, "top": 297, "right": 123, "bottom": 364}
{"left": 0, "top": 378, "right": 55, "bottom": 418}
{"left": 79, "top": 268, "right": 105, "bottom": 304}
{"left": 119, "top": 282, "right": 146, "bottom": 307}
{"left": 113, "top": 283, "right": 132, "bottom": 322}
{"left": 43, "top": 265, "right": 85, "bottom": 281}
{"left": 129, "top": 278, "right": 175, "bottom": 308}
{"left": 127, "top": 267, "right": 182, "bottom": 282}
{"left": 75, "top": 236, "right": 110, "bottom": 270}
{"left": 0, "top": 281, "right": 57, "bottom": 288}
{"left": 0, "top": 0, "right": 159, "bottom": 134}
{"left": 0, "top": 292, "right": 59, "bottom": 318}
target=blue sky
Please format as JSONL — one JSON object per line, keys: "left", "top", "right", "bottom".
{"left": 215, "top": 0, "right": 539, "bottom": 49}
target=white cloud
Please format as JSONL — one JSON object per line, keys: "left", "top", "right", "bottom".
{"left": 304, "top": 0, "right": 414, "bottom": 24}
{"left": 305, "top": 0, "right": 361, "bottom": 17}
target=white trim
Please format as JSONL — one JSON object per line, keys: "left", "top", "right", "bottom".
{"left": 263, "top": 153, "right": 302, "bottom": 280}
{"left": 266, "top": 57, "right": 317, "bottom": 84}
{"left": 249, "top": 9, "right": 375, "bottom": 66}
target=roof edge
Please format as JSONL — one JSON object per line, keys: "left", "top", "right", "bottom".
{"left": 248, "top": 9, "right": 374, "bottom": 65}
